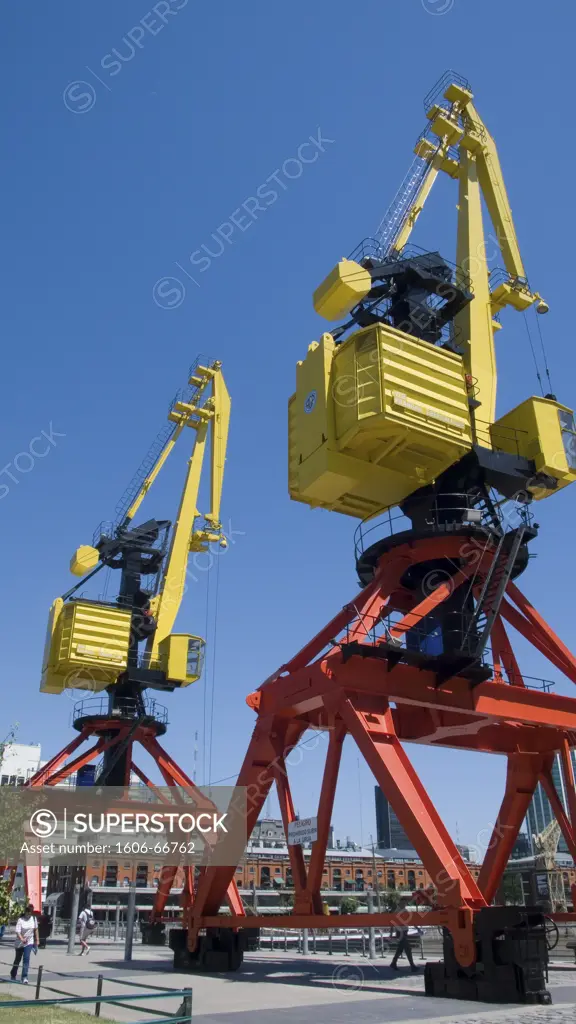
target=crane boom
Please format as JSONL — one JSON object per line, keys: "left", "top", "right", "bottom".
{"left": 147, "top": 363, "right": 230, "bottom": 659}
{"left": 367, "top": 83, "right": 535, "bottom": 429}
{"left": 467, "top": 101, "right": 527, "bottom": 283}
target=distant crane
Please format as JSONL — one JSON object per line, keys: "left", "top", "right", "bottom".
{"left": 533, "top": 818, "right": 565, "bottom": 911}
{"left": 1, "top": 358, "right": 244, "bottom": 930}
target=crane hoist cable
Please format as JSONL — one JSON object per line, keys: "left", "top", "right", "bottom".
{"left": 202, "top": 555, "right": 211, "bottom": 784}
{"left": 534, "top": 308, "right": 554, "bottom": 395}
{"left": 523, "top": 311, "right": 545, "bottom": 396}
{"left": 207, "top": 551, "right": 221, "bottom": 789}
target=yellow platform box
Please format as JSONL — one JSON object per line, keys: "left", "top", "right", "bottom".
{"left": 289, "top": 324, "right": 473, "bottom": 518}
{"left": 41, "top": 598, "right": 131, "bottom": 694}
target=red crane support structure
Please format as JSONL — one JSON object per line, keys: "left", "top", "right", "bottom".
{"left": 180, "top": 530, "right": 576, "bottom": 972}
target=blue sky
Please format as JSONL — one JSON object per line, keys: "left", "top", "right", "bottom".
{"left": 2, "top": 0, "right": 576, "bottom": 855}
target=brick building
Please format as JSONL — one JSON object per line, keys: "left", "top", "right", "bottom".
{"left": 63, "top": 841, "right": 482, "bottom": 899}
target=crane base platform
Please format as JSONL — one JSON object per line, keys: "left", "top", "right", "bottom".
{"left": 169, "top": 927, "right": 246, "bottom": 972}
{"left": 425, "top": 907, "right": 551, "bottom": 1004}
{"left": 141, "top": 922, "right": 167, "bottom": 946}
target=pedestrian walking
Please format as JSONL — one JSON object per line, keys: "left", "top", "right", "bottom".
{"left": 10, "top": 905, "right": 38, "bottom": 985}
{"left": 38, "top": 908, "right": 52, "bottom": 950}
{"left": 78, "top": 906, "right": 96, "bottom": 955}
{"left": 390, "top": 924, "right": 420, "bottom": 971}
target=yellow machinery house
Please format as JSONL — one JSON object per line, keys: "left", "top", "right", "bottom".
{"left": 289, "top": 324, "right": 473, "bottom": 519}
{"left": 41, "top": 598, "right": 131, "bottom": 693}
{"left": 41, "top": 600, "right": 206, "bottom": 695}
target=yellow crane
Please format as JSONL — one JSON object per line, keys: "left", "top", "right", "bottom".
{"left": 289, "top": 71, "right": 576, "bottom": 522}
{"left": 41, "top": 358, "right": 230, "bottom": 708}
{"left": 533, "top": 818, "right": 565, "bottom": 911}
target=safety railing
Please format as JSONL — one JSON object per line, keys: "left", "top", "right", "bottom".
{"left": 423, "top": 70, "right": 472, "bottom": 113}
{"left": 73, "top": 694, "right": 169, "bottom": 726}
{"left": 354, "top": 493, "right": 534, "bottom": 562}
{"left": 0, "top": 982, "right": 193, "bottom": 1021}
{"left": 347, "top": 239, "right": 472, "bottom": 296}
{"left": 340, "top": 604, "right": 556, "bottom": 690}
{"left": 489, "top": 266, "right": 531, "bottom": 294}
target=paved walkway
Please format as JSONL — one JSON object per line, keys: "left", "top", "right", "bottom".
{"left": 0, "top": 940, "right": 575, "bottom": 1022}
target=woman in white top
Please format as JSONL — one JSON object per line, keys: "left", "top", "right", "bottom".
{"left": 10, "top": 905, "right": 39, "bottom": 985}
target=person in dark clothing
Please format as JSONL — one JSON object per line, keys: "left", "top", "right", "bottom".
{"left": 38, "top": 910, "right": 52, "bottom": 949}
{"left": 390, "top": 924, "right": 419, "bottom": 971}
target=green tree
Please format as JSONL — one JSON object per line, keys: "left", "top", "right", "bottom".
{"left": 339, "top": 896, "right": 358, "bottom": 915}
{"left": 500, "top": 873, "right": 524, "bottom": 905}
{"left": 383, "top": 889, "right": 401, "bottom": 912}
{"left": 0, "top": 878, "right": 24, "bottom": 926}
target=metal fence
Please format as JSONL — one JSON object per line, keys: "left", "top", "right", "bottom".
{"left": 250, "top": 922, "right": 576, "bottom": 962}
{"left": 52, "top": 917, "right": 145, "bottom": 942}
{"left": 253, "top": 925, "right": 428, "bottom": 960}
{"left": 0, "top": 979, "right": 193, "bottom": 1021}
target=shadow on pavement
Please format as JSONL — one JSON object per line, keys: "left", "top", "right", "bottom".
{"left": 91, "top": 953, "right": 427, "bottom": 997}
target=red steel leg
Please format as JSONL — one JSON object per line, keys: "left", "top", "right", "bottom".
{"left": 153, "top": 865, "right": 179, "bottom": 921}
{"left": 306, "top": 723, "right": 345, "bottom": 904}
{"left": 389, "top": 567, "right": 471, "bottom": 641}
{"left": 141, "top": 735, "right": 245, "bottom": 919}
{"left": 264, "top": 572, "right": 387, "bottom": 683}
{"left": 45, "top": 738, "right": 115, "bottom": 786}
{"left": 502, "top": 599, "right": 576, "bottom": 683}
{"left": 477, "top": 753, "right": 542, "bottom": 904}
{"left": 27, "top": 731, "right": 88, "bottom": 787}
{"left": 337, "top": 698, "right": 484, "bottom": 907}
{"left": 508, "top": 583, "right": 576, "bottom": 681}
{"left": 272, "top": 748, "right": 309, "bottom": 911}
{"left": 189, "top": 717, "right": 307, "bottom": 944}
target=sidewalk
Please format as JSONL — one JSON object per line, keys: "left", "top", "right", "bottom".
{"left": 1, "top": 940, "right": 575, "bottom": 1022}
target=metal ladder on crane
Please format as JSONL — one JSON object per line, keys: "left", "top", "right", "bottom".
{"left": 432, "top": 526, "right": 526, "bottom": 690}
{"left": 464, "top": 526, "right": 527, "bottom": 667}
{"left": 374, "top": 149, "right": 435, "bottom": 258}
